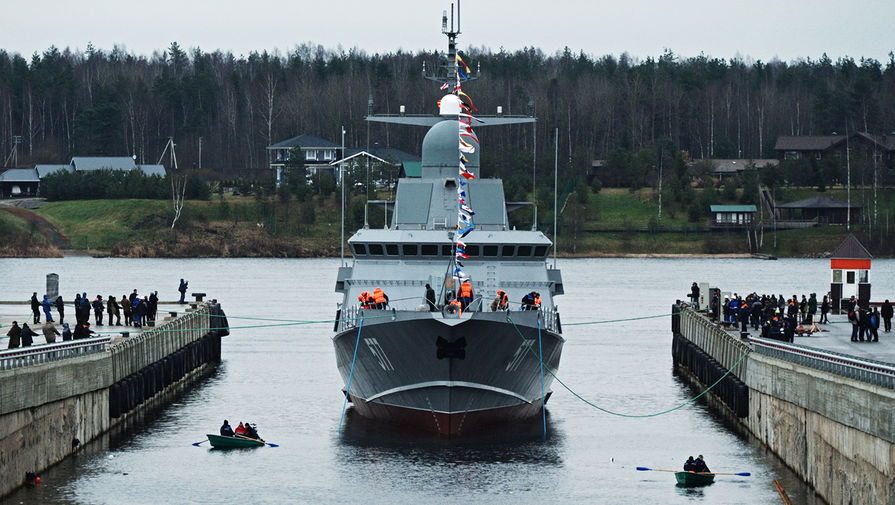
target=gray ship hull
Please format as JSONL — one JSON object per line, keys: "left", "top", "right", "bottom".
{"left": 333, "top": 309, "right": 563, "bottom": 437}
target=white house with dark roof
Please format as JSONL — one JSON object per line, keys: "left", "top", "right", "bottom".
{"left": 267, "top": 134, "right": 342, "bottom": 183}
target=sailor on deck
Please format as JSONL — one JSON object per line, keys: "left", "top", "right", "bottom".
{"left": 491, "top": 290, "right": 509, "bottom": 311}
{"left": 372, "top": 288, "right": 388, "bottom": 310}
{"left": 458, "top": 280, "right": 474, "bottom": 310}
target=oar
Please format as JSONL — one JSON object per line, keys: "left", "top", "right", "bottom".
{"left": 235, "top": 433, "right": 279, "bottom": 448}
{"left": 191, "top": 439, "right": 208, "bottom": 447}
{"left": 636, "top": 467, "right": 750, "bottom": 476}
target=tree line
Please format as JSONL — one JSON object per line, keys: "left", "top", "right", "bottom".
{"left": 2, "top": 42, "right": 894, "bottom": 187}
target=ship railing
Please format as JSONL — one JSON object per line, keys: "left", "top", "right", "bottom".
{"left": 338, "top": 305, "right": 362, "bottom": 333}
{"left": 538, "top": 307, "right": 562, "bottom": 333}
{"left": 0, "top": 337, "right": 111, "bottom": 371}
{"left": 750, "top": 336, "right": 895, "bottom": 389}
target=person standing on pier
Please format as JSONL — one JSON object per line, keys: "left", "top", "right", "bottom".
{"left": 870, "top": 308, "right": 880, "bottom": 342}
{"left": 849, "top": 306, "right": 860, "bottom": 342}
{"left": 820, "top": 296, "right": 830, "bottom": 324}
{"left": 178, "top": 279, "right": 188, "bottom": 304}
{"left": 42, "top": 322, "right": 60, "bottom": 344}
{"left": 55, "top": 295, "right": 65, "bottom": 324}
{"left": 42, "top": 295, "right": 55, "bottom": 323}
{"left": 807, "top": 293, "right": 817, "bottom": 324}
{"left": 20, "top": 323, "right": 36, "bottom": 347}
{"left": 122, "top": 294, "right": 133, "bottom": 326}
{"left": 148, "top": 291, "right": 159, "bottom": 325}
{"left": 107, "top": 296, "right": 121, "bottom": 326}
{"left": 30, "top": 292, "right": 41, "bottom": 324}
{"left": 690, "top": 282, "right": 700, "bottom": 309}
{"left": 61, "top": 323, "right": 72, "bottom": 341}
{"left": 6, "top": 321, "right": 21, "bottom": 348}
{"left": 882, "top": 300, "right": 893, "bottom": 333}
{"left": 92, "top": 295, "right": 104, "bottom": 326}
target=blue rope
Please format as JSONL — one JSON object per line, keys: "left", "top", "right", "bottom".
{"left": 537, "top": 316, "right": 546, "bottom": 440}
{"left": 338, "top": 318, "right": 364, "bottom": 439}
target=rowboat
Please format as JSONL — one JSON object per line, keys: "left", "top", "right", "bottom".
{"left": 675, "top": 471, "right": 715, "bottom": 487}
{"left": 206, "top": 434, "right": 265, "bottom": 449}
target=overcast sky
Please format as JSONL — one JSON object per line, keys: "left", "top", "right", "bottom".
{"left": 3, "top": 0, "right": 894, "bottom": 64}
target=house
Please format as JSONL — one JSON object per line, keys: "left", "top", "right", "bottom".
{"left": 710, "top": 159, "right": 778, "bottom": 181}
{"left": 774, "top": 132, "right": 895, "bottom": 170}
{"left": 709, "top": 205, "right": 757, "bottom": 228}
{"left": 774, "top": 196, "right": 861, "bottom": 224}
{"left": 267, "top": 134, "right": 342, "bottom": 183}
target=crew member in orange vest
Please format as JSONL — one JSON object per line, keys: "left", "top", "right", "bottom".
{"left": 373, "top": 288, "right": 388, "bottom": 309}
{"left": 457, "top": 280, "right": 474, "bottom": 310}
{"left": 491, "top": 290, "right": 509, "bottom": 311}
{"left": 448, "top": 298, "right": 463, "bottom": 316}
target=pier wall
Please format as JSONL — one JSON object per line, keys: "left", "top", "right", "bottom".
{"left": 0, "top": 303, "right": 227, "bottom": 498}
{"left": 673, "top": 304, "right": 895, "bottom": 505}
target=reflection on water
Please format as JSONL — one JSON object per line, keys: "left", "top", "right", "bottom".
{"left": 0, "top": 257, "right": 852, "bottom": 504}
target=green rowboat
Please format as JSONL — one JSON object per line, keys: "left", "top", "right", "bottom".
{"left": 206, "top": 434, "right": 265, "bottom": 449}
{"left": 675, "top": 471, "right": 715, "bottom": 487}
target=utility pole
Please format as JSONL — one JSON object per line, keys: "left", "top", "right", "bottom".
{"left": 553, "top": 128, "right": 558, "bottom": 268}
{"left": 657, "top": 145, "right": 663, "bottom": 225}
{"left": 198, "top": 136, "right": 203, "bottom": 170}
{"left": 340, "top": 126, "right": 346, "bottom": 267}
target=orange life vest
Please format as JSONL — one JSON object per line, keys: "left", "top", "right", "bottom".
{"left": 533, "top": 295, "right": 541, "bottom": 308}
{"left": 448, "top": 298, "right": 463, "bottom": 315}
{"left": 497, "top": 290, "right": 508, "bottom": 306}
{"left": 373, "top": 288, "right": 386, "bottom": 305}
{"left": 459, "top": 281, "right": 473, "bottom": 298}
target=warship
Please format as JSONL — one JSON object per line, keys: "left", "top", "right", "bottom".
{"left": 332, "top": 4, "right": 564, "bottom": 437}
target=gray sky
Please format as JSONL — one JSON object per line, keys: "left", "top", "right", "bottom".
{"left": 3, "top": 0, "right": 894, "bottom": 63}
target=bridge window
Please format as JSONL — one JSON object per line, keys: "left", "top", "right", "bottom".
{"left": 533, "top": 245, "right": 547, "bottom": 257}
{"left": 421, "top": 244, "right": 438, "bottom": 256}
{"left": 403, "top": 244, "right": 418, "bottom": 256}
{"left": 368, "top": 244, "right": 384, "bottom": 255}
{"left": 385, "top": 244, "right": 399, "bottom": 255}
{"left": 353, "top": 244, "right": 367, "bottom": 255}
{"left": 465, "top": 245, "right": 479, "bottom": 256}
{"left": 517, "top": 245, "right": 533, "bottom": 257}
{"left": 442, "top": 244, "right": 452, "bottom": 256}
{"left": 483, "top": 245, "right": 498, "bottom": 257}
{"left": 502, "top": 245, "right": 516, "bottom": 257}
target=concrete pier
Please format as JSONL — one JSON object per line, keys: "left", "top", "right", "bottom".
{"left": 0, "top": 299, "right": 228, "bottom": 498}
{"left": 673, "top": 303, "right": 895, "bottom": 505}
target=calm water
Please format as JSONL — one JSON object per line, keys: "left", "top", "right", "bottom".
{"left": 5, "top": 256, "right": 887, "bottom": 504}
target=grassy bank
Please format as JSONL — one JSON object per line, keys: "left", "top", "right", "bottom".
{"left": 0, "top": 185, "right": 891, "bottom": 258}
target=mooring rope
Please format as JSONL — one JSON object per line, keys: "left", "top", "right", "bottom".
{"left": 338, "top": 317, "right": 364, "bottom": 439}
{"left": 506, "top": 313, "right": 752, "bottom": 418}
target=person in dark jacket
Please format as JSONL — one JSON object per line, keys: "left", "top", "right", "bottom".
{"left": 74, "top": 294, "right": 83, "bottom": 324}
{"left": 690, "top": 282, "right": 700, "bottom": 309}
{"left": 220, "top": 420, "right": 234, "bottom": 437}
{"left": 55, "top": 295, "right": 65, "bottom": 324}
{"left": 134, "top": 297, "right": 148, "bottom": 328}
{"left": 882, "top": 300, "right": 893, "bottom": 333}
{"left": 122, "top": 293, "right": 133, "bottom": 326}
{"left": 148, "top": 291, "right": 159, "bottom": 325}
{"left": 6, "top": 321, "right": 21, "bottom": 348}
{"left": 20, "top": 323, "right": 37, "bottom": 347}
{"left": 107, "top": 296, "right": 121, "bottom": 326}
{"left": 820, "top": 295, "right": 830, "bottom": 324}
{"left": 870, "top": 308, "right": 880, "bottom": 342}
{"left": 92, "top": 295, "right": 104, "bottom": 326}
{"left": 425, "top": 284, "right": 437, "bottom": 311}
{"left": 693, "top": 455, "right": 710, "bottom": 473}
{"left": 73, "top": 322, "right": 95, "bottom": 340}
{"left": 78, "top": 293, "right": 91, "bottom": 326}
{"left": 683, "top": 456, "right": 697, "bottom": 471}
{"left": 61, "top": 323, "right": 72, "bottom": 341}
{"left": 30, "top": 292, "right": 41, "bottom": 324}
{"left": 178, "top": 279, "right": 188, "bottom": 304}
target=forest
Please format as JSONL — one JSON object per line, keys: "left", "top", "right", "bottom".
{"left": 2, "top": 42, "right": 895, "bottom": 192}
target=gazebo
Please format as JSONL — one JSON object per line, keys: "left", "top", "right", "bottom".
{"left": 829, "top": 234, "right": 872, "bottom": 313}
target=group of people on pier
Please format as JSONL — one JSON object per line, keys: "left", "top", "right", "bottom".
{"left": 703, "top": 287, "right": 892, "bottom": 344}
{"left": 7, "top": 286, "right": 179, "bottom": 350}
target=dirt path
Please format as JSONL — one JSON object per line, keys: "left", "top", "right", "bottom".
{"left": 1, "top": 207, "right": 70, "bottom": 247}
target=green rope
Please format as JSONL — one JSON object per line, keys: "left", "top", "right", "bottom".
{"left": 506, "top": 313, "right": 751, "bottom": 418}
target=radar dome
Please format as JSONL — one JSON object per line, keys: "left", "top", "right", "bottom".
{"left": 439, "top": 94, "right": 463, "bottom": 116}
{"left": 421, "top": 120, "right": 480, "bottom": 178}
